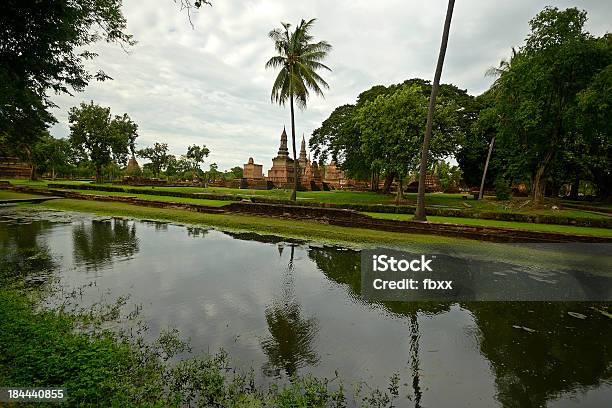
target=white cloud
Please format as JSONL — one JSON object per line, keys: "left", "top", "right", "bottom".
{"left": 50, "top": 0, "right": 612, "bottom": 171}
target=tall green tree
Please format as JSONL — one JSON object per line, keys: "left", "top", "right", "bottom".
{"left": 0, "top": 0, "right": 133, "bottom": 150}
{"left": 310, "top": 79, "right": 474, "bottom": 193}
{"left": 165, "top": 155, "right": 193, "bottom": 179}
{"left": 68, "top": 102, "right": 138, "bottom": 183}
{"left": 573, "top": 63, "right": 612, "bottom": 199}
{"left": 31, "top": 134, "right": 74, "bottom": 180}
{"left": 491, "top": 7, "right": 611, "bottom": 203}
{"left": 226, "top": 166, "right": 243, "bottom": 180}
{"left": 137, "top": 143, "right": 170, "bottom": 178}
{"left": 266, "top": 19, "right": 332, "bottom": 201}
{"left": 185, "top": 144, "right": 210, "bottom": 176}
{"left": 415, "top": 0, "right": 456, "bottom": 221}
{"left": 354, "top": 84, "right": 462, "bottom": 201}
{"left": 456, "top": 91, "right": 500, "bottom": 189}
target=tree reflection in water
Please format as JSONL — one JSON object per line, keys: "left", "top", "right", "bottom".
{"left": 308, "top": 246, "right": 612, "bottom": 407}
{"left": 186, "top": 226, "right": 209, "bottom": 238}
{"left": 308, "top": 246, "right": 431, "bottom": 406}
{"left": 0, "top": 218, "right": 56, "bottom": 282}
{"left": 467, "top": 301, "right": 612, "bottom": 408}
{"left": 261, "top": 244, "right": 319, "bottom": 378}
{"left": 72, "top": 218, "right": 139, "bottom": 270}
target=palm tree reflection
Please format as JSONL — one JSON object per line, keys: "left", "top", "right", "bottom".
{"left": 408, "top": 312, "right": 422, "bottom": 408}
{"left": 261, "top": 244, "right": 319, "bottom": 378}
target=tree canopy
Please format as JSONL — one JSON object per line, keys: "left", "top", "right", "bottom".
{"left": 0, "top": 0, "right": 133, "bottom": 148}
{"left": 137, "top": 143, "right": 170, "bottom": 178}
{"left": 310, "top": 79, "right": 473, "bottom": 184}
{"left": 486, "top": 7, "right": 611, "bottom": 202}
{"left": 69, "top": 102, "right": 138, "bottom": 183}
{"left": 185, "top": 144, "right": 210, "bottom": 175}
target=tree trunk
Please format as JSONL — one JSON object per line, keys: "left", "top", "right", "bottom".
{"left": 569, "top": 174, "right": 579, "bottom": 200}
{"left": 532, "top": 148, "right": 553, "bottom": 205}
{"left": 29, "top": 164, "right": 37, "bottom": 181}
{"left": 382, "top": 171, "right": 396, "bottom": 194}
{"left": 374, "top": 171, "right": 380, "bottom": 192}
{"left": 414, "top": 0, "right": 455, "bottom": 221}
{"left": 24, "top": 146, "right": 37, "bottom": 181}
{"left": 395, "top": 178, "right": 404, "bottom": 203}
{"left": 370, "top": 170, "right": 375, "bottom": 192}
{"left": 52, "top": 167, "right": 56, "bottom": 181}
{"left": 95, "top": 166, "right": 102, "bottom": 184}
{"left": 290, "top": 93, "right": 298, "bottom": 201}
{"left": 478, "top": 136, "right": 495, "bottom": 200}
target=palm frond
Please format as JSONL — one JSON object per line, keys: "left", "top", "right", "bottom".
{"left": 265, "top": 56, "right": 286, "bottom": 69}
{"left": 265, "top": 18, "right": 331, "bottom": 110}
{"left": 271, "top": 68, "right": 289, "bottom": 105}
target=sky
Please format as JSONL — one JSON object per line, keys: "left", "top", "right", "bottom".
{"left": 49, "top": 0, "right": 612, "bottom": 171}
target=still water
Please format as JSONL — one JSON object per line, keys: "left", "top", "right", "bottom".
{"left": 1, "top": 208, "right": 611, "bottom": 407}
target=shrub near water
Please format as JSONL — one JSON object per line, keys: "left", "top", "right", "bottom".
{"left": 0, "top": 247, "right": 401, "bottom": 407}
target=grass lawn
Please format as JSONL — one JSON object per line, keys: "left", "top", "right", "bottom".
{"left": 0, "top": 190, "right": 46, "bottom": 200}
{"left": 60, "top": 189, "right": 231, "bottom": 207}
{"left": 363, "top": 212, "right": 612, "bottom": 238}
{"left": 4, "top": 179, "right": 610, "bottom": 222}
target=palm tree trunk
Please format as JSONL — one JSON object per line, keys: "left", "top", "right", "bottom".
{"left": 478, "top": 136, "right": 495, "bottom": 200}
{"left": 290, "top": 93, "right": 298, "bottom": 201}
{"left": 414, "top": 0, "right": 455, "bottom": 221}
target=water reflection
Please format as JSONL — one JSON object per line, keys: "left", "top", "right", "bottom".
{"left": 1, "top": 209, "right": 610, "bottom": 407}
{"left": 0, "top": 217, "right": 56, "bottom": 282}
{"left": 72, "top": 219, "right": 139, "bottom": 270}
{"left": 306, "top": 246, "right": 612, "bottom": 406}
{"left": 186, "top": 226, "right": 208, "bottom": 238}
{"left": 468, "top": 302, "right": 612, "bottom": 407}
{"left": 261, "top": 244, "right": 319, "bottom": 377}
{"left": 307, "top": 246, "right": 446, "bottom": 406}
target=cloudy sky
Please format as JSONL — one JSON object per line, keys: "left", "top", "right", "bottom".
{"left": 49, "top": 0, "right": 611, "bottom": 171}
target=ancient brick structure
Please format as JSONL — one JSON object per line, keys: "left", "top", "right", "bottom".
{"left": 302, "top": 160, "right": 323, "bottom": 190}
{"left": 0, "top": 156, "right": 31, "bottom": 179}
{"left": 406, "top": 173, "right": 443, "bottom": 193}
{"left": 298, "top": 136, "right": 308, "bottom": 175}
{"left": 267, "top": 127, "right": 296, "bottom": 188}
{"left": 126, "top": 155, "right": 140, "bottom": 172}
{"left": 243, "top": 157, "right": 263, "bottom": 179}
{"left": 322, "top": 161, "right": 346, "bottom": 189}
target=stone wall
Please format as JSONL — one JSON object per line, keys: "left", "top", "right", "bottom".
{"left": 0, "top": 156, "right": 31, "bottom": 179}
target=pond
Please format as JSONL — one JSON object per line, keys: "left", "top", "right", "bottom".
{"left": 1, "top": 208, "right": 611, "bottom": 407}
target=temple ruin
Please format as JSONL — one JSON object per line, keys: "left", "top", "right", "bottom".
{"left": 233, "top": 128, "right": 366, "bottom": 191}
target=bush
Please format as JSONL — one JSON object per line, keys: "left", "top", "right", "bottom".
{"left": 495, "top": 178, "right": 512, "bottom": 200}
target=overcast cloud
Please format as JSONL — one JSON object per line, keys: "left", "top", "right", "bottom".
{"left": 49, "top": 0, "right": 611, "bottom": 171}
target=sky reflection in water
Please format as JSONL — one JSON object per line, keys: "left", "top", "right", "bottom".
{"left": 0, "top": 209, "right": 610, "bottom": 407}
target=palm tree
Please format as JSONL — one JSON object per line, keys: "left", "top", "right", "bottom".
{"left": 414, "top": 0, "right": 456, "bottom": 221}
{"left": 266, "top": 19, "right": 332, "bottom": 201}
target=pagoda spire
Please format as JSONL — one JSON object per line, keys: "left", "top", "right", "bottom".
{"left": 299, "top": 134, "right": 307, "bottom": 162}
{"left": 277, "top": 126, "right": 289, "bottom": 158}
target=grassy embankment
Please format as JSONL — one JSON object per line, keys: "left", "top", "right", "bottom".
{"left": 0, "top": 190, "right": 47, "bottom": 200}
{"left": 363, "top": 212, "right": 612, "bottom": 238}
{"left": 8, "top": 178, "right": 612, "bottom": 219}
{"left": 34, "top": 198, "right": 467, "bottom": 246}
{"left": 1, "top": 188, "right": 610, "bottom": 239}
